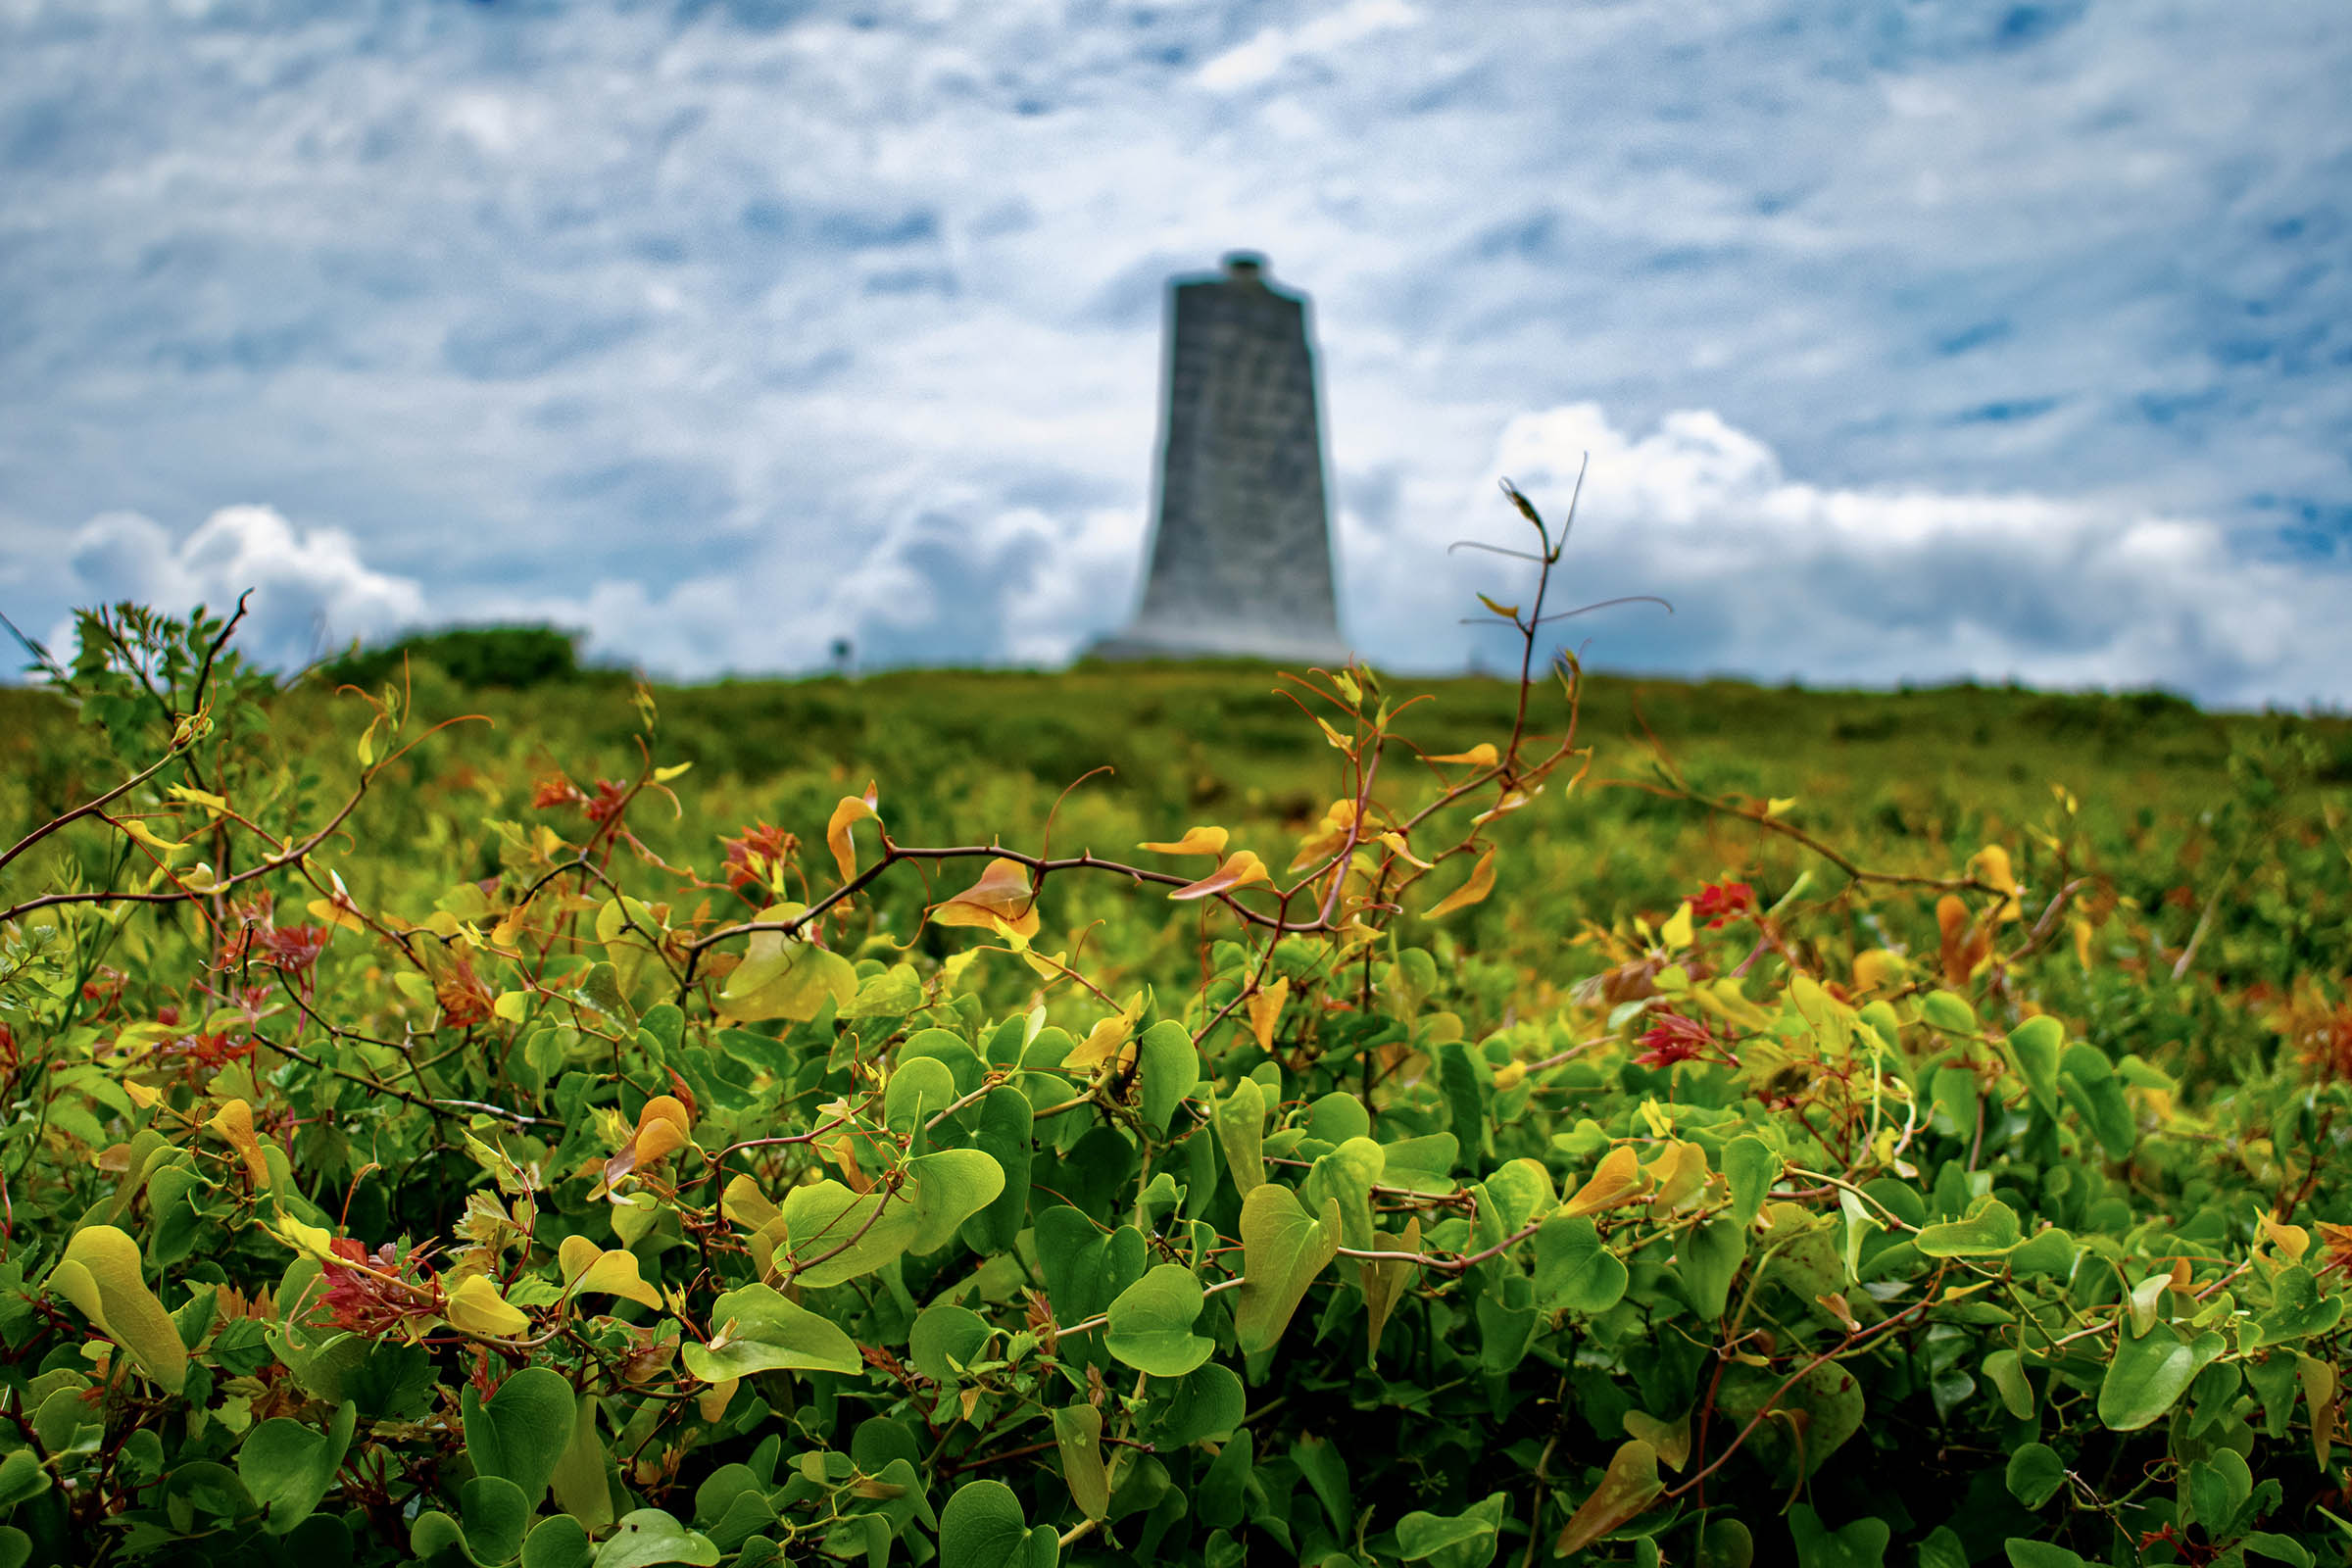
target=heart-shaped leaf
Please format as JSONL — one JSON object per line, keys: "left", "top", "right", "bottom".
{"left": 592, "top": 1508, "right": 720, "bottom": 1568}
{"left": 2099, "top": 1322, "right": 2224, "bottom": 1431}
{"left": 1556, "top": 1439, "right": 1662, "bottom": 1554}
{"left": 238, "top": 1400, "right": 357, "bottom": 1534}
{"left": 681, "top": 1283, "right": 861, "bottom": 1382}
{"left": 463, "top": 1367, "right": 576, "bottom": 1506}
{"left": 1106, "top": 1263, "right": 1214, "bottom": 1377}
{"left": 938, "top": 1479, "right": 1056, "bottom": 1568}
{"left": 49, "top": 1224, "right": 186, "bottom": 1393}
{"left": 1236, "top": 1184, "right": 1343, "bottom": 1355}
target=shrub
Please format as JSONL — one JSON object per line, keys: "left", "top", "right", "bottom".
{"left": 0, "top": 505, "right": 2347, "bottom": 1568}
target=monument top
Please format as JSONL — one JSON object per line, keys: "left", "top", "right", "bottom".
{"left": 1220, "top": 252, "right": 1268, "bottom": 285}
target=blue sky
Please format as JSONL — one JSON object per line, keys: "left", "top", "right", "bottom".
{"left": 2, "top": 0, "right": 2347, "bottom": 706}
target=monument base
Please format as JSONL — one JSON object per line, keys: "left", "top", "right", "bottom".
{"left": 1085, "top": 619, "right": 1351, "bottom": 667}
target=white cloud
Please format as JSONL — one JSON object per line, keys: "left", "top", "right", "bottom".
{"left": 1197, "top": 0, "right": 1420, "bottom": 92}
{"left": 1358, "top": 403, "right": 2352, "bottom": 708}
{"left": 60, "top": 505, "right": 424, "bottom": 672}
{"left": 1, "top": 0, "right": 2347, "bottom": 704}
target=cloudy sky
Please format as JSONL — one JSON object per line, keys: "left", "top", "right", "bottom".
{"left": 2, "top": 0, "right": 2346, "bottom": 706}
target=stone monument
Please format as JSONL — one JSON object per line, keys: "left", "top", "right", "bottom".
{"left": 1092, "top": 254, "right": 1348, "bottom": 662}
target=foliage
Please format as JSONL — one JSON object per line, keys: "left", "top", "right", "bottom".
{"left": 320, "top": 624, "right": 606, "bottom": 694}
{"left": 0, "top": 508, "right": 2349, "bottom": 1568}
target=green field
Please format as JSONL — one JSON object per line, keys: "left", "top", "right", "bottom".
{"left": 1, "top": 608, "right": 2349, "bottom": 1568}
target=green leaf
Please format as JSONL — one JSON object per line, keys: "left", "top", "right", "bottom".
{"left": 463, "top": 1368, "right": 576, "bottom": 1507}
{"left": 2058, "top": 1044, "right": 2135, "bottom": 1162}
{"left": 939, "top": 1480, "right": 1057, "bottom": 1568}
{"left": 593, "top": 1508, "right": 721, "bottom": 1568}
{"left": 2259, "top": 1264, "right": 2346, "bottom": 1346}
{"left": 238, "top": 1399, "right": 358, "bottom": 1534}
{"left": 522, "top": 1515, "right": 594, "bottom": 1568}
{"left": 2241, "top": 1533, "right": 2316, "bottom": 1567}
{"left": 1292, "top": 1434, "right": 1350, "bottom": 1537}
{"left": 1235, "top": 1184, "right": 1344, "bottom": 1355}
{"left": 1051, "top": 1405, "right": 1109, "bottom": 1520}
{"left": 2006, "top": 1226, "right": 2076, "bottom": 1279}
{"left": 1135, "top": 1020, "right": 1200, "bottom": 1134}
{"left": 1106, "top": 1264, "right": 1215, "bottom": 1377}
{"left": 1213, "top": 1079, "right": 1266, "bottom": 1197}
{"left": 910, "top": 1304, "right": 995, "bottom": 1387}
{"left": 906, "top": 1148, "right": 1006, "bottom": 1254}
{"left": 550, "top": 1394, "right": 613, "bottom": 1533}
{"left": 1036, "top": 1209, "right": 1147, "bottom": 1325}
{"left": 2005, "top": 1015, "right": 2063, "bottom": 1116}
{"left": 1912, "top": 1196, "right": 2023, "bottom": 1258}
{"left": 681, "top": 1283, "right": 862, "bottom": 1382}
{"left": 961, "top": 1088, "right": 1035, "bottom": 1254}
{"left": 1677, "top": 1217, "right": 1745, "bottom": 1321}
{"left": 1788, "top": 1505, "right": 1889, "bottom": 1568}
{"left": 0, "top": 1451, "right": 49, "bottom": 1511}
{"left": 1698, "top": 1518, "right": 1756, "bottom": 1568}
{"left": 1984, "top": 1348, "right": 2034, "bottom": 1419}
{"left": 1716, "top": 1360, "right": 1864, "bottom": 1480}
{"left": 1535, "top": 1214, "right": 1629, "bottom": 1315}
{"left": 1150, "top": 1362, "right": 1246, "bottom": 1447}
{"left": 716, "top": 937, "right": 856, "bottom": 1023}
{"left": 1396, "top": 1492, "right": 1507, "bottom": 1561}
{"left": 1722, "top": 1135, "right": 1777, "bottom": 1226}
{"left": 2003, "top": 1443, "right": 2065, "bottom": 1508}
{"left": 415, "top": 1476, "right": 531, "bottom": 1567}
{"left": 2098, "top": 1323, "right": 2224, "bottom": 1431}
{"left": 2002, "top": 1544, "right": 2089, "bottom": 1568}
{"left": 778, "top": 1179, "right": 918, "bottom": 1286}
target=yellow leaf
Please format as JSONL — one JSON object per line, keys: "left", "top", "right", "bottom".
{"left": 1472, "top": 786, "right": 1540, "bottom": 826}
{"left": 1564, "top": 1146, "right": 1646, "bottom": 1217}
{"left": 1312, "top": 714, "right": 1352, "bottom": 752}
{"left": 559, "top": 1236, "right": 664, "bottom": 1309}
{"left": 2260, "top": 1211, "right": 2312, "bottom": 1263}
{"left": 1377, "top": 831, "right": 1434, "bottom": 869}
{"left": 1969, "top": 844, "right": 2023, "bottom": 922}
{"left": 167, "top": 784, "right": 232, "bottom": 814}
{"left": 1765, "top": 796, "right": 1797, "bottom": 818}
{"left": 1556, "top": 1440, "right": 1663, "bottom": 1555}
{"left": 1851, "top": 949, "right": 1905, "bottom": 994}
{"left": 1622, "top": 1409, "right": 1691, "bottom": 1470}
{"left": 118, "top": 817, "right": 190, "bottom": 858}
{"left": 1247, "top": 979, "right": 1291, "bottom": 1052}
{"left": 825, "top": 784, "right": 882, "bottom": 887}
{"left": 932, "top": 858, "right": 1042, "bottom": 941}
{"left": 122, "top": 1079, "right": 162, "bottom": 1110}
{"left": 493, "top": 991, "right": 530, "bottom": 1024}
{"left": 698, "top": 1377, "right": 739, "bottom": 1423}
{"left": 1287, "top": 800, "right": 1358, "bottom": 873}
{"left": 1137, "top": 826, "right": 1230, "bottom": 858}
{"left": 356, "top": 716, "right": 379, "bottom": 767}
{"left": 307, "top": 896, "right": 368, "bottom": 935}
{"left": 1064, "top": 1013, "right": 1134, "bottom": 1074}
{"left": 1644, "top": 1140, "right": 1710, "bottom": 1215}
{"left": 1425, "top": 848, "right": 1496, "bottom": 919}
{"left": 52, "top": 1225, "right": 187, "bottom": 1393}
{"left": 1659, "top": 902, "right": 1694, "bottom": 951}
{"left": 1476, "top": 593, "right": 1518, "bottom": 619}
{"left": 654, "top": 761, "right": 693, "bottom": 783}
{"left": 605, "top": 1095, "right": 695, "bottom": 1187}
{"left": 207, "top": 1099, "right": 271, "bottom": 1188}
{"left": 270, "top": 1206, "right": 339, "bottom": 1261}
{"left": 1426, "top": 743, "right": 1498, "bottom": 766}
{"left": 1170, "top": 851, "right": 1272, "bottom": 902}
{"left": 444, "top": 1275, "right": 530, "bottom": 1339}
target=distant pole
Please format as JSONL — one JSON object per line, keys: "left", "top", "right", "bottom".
{"left": 1093, "top": 254, "right": 1348, "bottom": 662}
